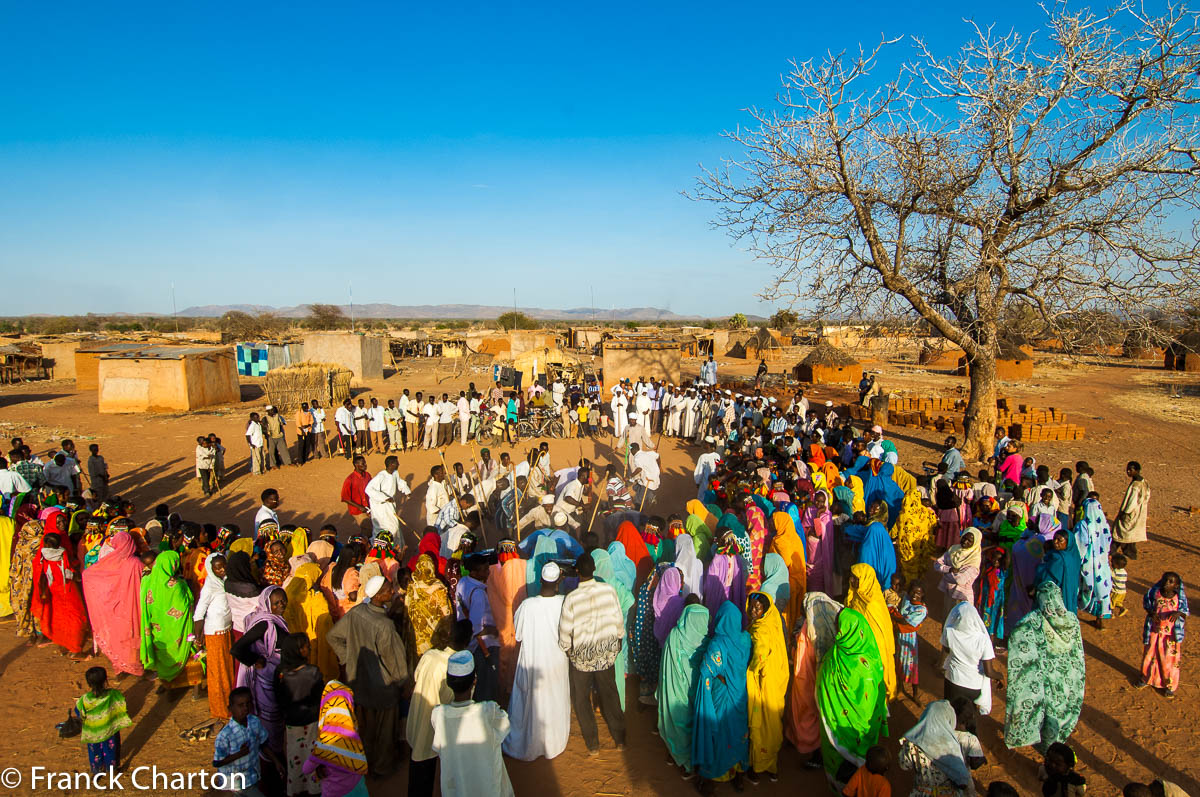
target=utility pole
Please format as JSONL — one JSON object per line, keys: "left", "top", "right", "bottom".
{"left": 350, "top": 283, "right": 355, "bottom": 333}
{"left": 171, "top": 282, "right": 179, "bottom": 332}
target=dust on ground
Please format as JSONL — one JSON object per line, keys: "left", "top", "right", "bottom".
{"left": 0, "top": 351, "right": 1197, "bottom": 796}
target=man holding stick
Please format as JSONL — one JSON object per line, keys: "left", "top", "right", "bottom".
{"left": 365, "top": 455, "right": 411, "bottom": 538}
{"left": 553, "top": 463, "right": 593, "bottom": 536}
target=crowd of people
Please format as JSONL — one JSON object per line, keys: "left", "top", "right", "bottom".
{"left": 0, "top": 380, "right": 1190, "bottom": 797}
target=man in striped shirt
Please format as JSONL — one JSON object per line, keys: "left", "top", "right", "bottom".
{"left": 557, "top": 552, "right": 626, "bottom": 755}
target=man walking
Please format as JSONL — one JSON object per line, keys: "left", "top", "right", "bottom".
{"left": 557, "top": 552, "right": 626, "bottom": 755}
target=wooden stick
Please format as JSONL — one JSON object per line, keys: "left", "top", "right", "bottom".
{"left": 585, "top": 488, "right": 602, "bottom": 533}
{"left": 514, "top": 481, "right": 523, "bottom": 542}
{"left": 438, "top": 451, "right": 463, "bottom": 502}
{"left": 637, "top": 479, "right": 650, "bottom": 513}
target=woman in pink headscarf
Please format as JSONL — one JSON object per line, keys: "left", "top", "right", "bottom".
{"left": 741, "top": 497, "right": 769, "bottom": 592}
{"left": 81, "top": 531, "right": 145, "bottom": 676}
{"left": 801, "top": 491, "right": 834, "bottom": 594}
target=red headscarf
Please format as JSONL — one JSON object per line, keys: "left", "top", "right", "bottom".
{"left": 407, "top": 531, "right": 448, "bottom": 577}
{"left": 615, "top": 521, "right": 652, "bottom": 585}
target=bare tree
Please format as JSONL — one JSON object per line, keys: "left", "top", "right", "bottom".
{"left": 219, "top": 310, "right": 279, "bottom": 340}
{"left": 696, "top": 2, "right": 1200, "bottom": 458}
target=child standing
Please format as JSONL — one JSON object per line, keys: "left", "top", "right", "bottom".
{"left": 430, "top": 650, "right": 514, "bottom": 797}
{"left": 1110, "top": 553, "right": 1128, "bottom": 618}
{"left": 891, "top": 583, "right": 927, "bottom": 700}
{"left": 842, "top": 745, "right": 891, "bottom": 797}
{"left": 1139, "top": 571, "right": 1188, "bottom": 698}
{"left": 213, "top": 687, "right": 283, "bottom": 795}
{"left": 75, "top": 667, "right": 132, "bottom": 774}
{"left": 976, "top": 547, "right": 1008, "bottom": 642}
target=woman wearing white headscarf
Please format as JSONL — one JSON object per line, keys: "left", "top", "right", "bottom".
{"left": 898, "top": 700, "right": 974, "bottom": 796}
{"left": 940, "top": 601, "right": 1002, "bottom": 713}
{"left": 673, "top": 533, "right": 704, "bottom": 598}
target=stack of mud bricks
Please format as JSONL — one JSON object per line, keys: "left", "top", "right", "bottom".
{"left": 850, "top": 394, "right": 1085, "bottom": 442}
{"left": 998, "top": 401, "right": 1084, "bottom": 442}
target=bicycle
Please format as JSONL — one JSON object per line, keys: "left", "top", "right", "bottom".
{"left": 517, "top": 410, "right": 564, "bottom": 440}
{"left": 451, "top": 414, "right": 500, "bottom": 445}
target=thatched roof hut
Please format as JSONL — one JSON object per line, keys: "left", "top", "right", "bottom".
{"left": 793, "top": 342, "right": 862, "bottom": 384}
{"left": 746, "top": 326, "right": 785, "bottom": 361}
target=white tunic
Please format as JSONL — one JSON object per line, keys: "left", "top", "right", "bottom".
{"left": 431, "top": 700, "right": 515, "bottom": 797}
{"left": 366, "top": 470, "right": 411, "bottom": 534}
{"left": 502, "top": 595, "right": 569, "bottom": 761}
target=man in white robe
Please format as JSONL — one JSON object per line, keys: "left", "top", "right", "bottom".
{"left": 425, "top": 464, "right": 453, "bottom": 527}
{"left": 667, "top": 390, "right": 685, "bottom": 437}
{"left": 682, "top": 389, "right": 699, "bottom": 438}
{"left": 632, "top": 388, "right": 651, "bottom": 431}
{"left": 693, "top": 438, "right": 722, "bottom": 500}
{"left": 610, "top": 388, "right": 628, "bottom": 440}
{"left": 365, "top": 455, "right": 411, "bottom": 536}
{"left": 502, "top": 562, "right": 570, "bottom": 761}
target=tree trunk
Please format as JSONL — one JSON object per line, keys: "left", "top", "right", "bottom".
{"left": 961, "top": 352, "right": 998, "bottom": 464}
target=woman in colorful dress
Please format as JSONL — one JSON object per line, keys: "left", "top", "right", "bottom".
{"left": 1004, "top": 581, "right": 1084, "bottom": 751}
{"left": 816, "top": 608, "right": 887, "bottom": 790}
{"left": 139, "top": 550, "right": 203, "bottom": 693}
{"left": 32, "top": 529, "right": 90, "bottom": 657}
{"left": 404, "top": 554, "right": 452, "bottom": 657}
{"left": 1075, "top": 497, "right": 1114, "bottom": 629}
{"left": 1139, "top": 571, "right": 1188, "bottom": 698}
{"left": 82, "top": 530, "right": 145, "bottom": 676}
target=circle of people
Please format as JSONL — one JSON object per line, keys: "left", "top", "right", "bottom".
{"left": 0, "top": 386, "right": 1188, "bottom": 797}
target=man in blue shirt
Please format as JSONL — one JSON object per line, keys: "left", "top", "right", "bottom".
{"left": 456, "top": 555, "right": 501, "bottom": 702}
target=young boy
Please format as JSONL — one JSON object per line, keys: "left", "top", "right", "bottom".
{"left": 1110, "top": 553, "right": 1129, "bottom": 617}
{"left": 430, "top": 649, "right": 514, "bottom": 797}
{"left": 843, "top": 745, "right": 890, "bottom": 797}
{"left": 75, "top": 666, "right": 132, "bottom": 774}
{"left": 212, "top": 686, "right": 282, "bottom": 796}
{"left": 1040, "top": 742, "right": 1086, "bottom": 797}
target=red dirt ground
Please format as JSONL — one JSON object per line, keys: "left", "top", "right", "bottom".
{"left": 0, "top": 355, "right": 1197, "bottom": 796}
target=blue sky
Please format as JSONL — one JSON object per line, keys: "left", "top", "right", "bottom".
{"left": 0, "top": 1, "right": 1065, "bottom": 317}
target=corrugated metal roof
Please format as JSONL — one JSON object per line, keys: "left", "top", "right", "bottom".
{"left": 100, "top": 346, "right": 231, "bottom": 360}
{"left": 78, "top": 343, "right": 149, "bottom": 354}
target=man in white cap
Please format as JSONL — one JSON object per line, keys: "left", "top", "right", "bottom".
{"left": 682, "top": 387, "right": 700, "bottom": 438}
{"left": 503, "top": 561, "right": 570, "bottom": 761}
{"left": 625, "top": 414, "right": 655, "bottom": 454}
{"left": 694, "top": 437, "right": 722, "bottom": 500}
{"left": 431, "top": 649, "right": 515, "bottom": 797}
{"left": 327, "top": 573, "right": 411, "bottom": 777}
{"left": 408, "top": 619, "right": 472, "bottom": 797}
{"left": 700, "top": 354, "right": 718, "bottom": 386}
{"left": 667, "top": 386, "right": 685, "bottom": 437}
{"left": 557, "top": 551, "right": 626, "bottom": 755}
{"left": 455, "top": 554, "right": 501, "bottom": 701}
{"left": 632, "top": 386, "right": 651, "bottom": 431}
{"left": 647, "top": 378, "right": 662, "bottom": 433}
{"left": 609, "top": 385, "right": 628, "bottom": 441}
{"left": 520, "top": 493, "right": 556, "bottom": 533}
{"left": 365, "top": 455, "right": 411, "bottom": 537}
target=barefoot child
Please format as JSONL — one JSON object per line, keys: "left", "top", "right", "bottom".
{"left": 75, "top": 666, "right": 132, "bottom": 774}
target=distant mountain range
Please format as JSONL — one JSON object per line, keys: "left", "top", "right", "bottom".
{"left": 174, "top": 303, "right": 708, "bottom": 321}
